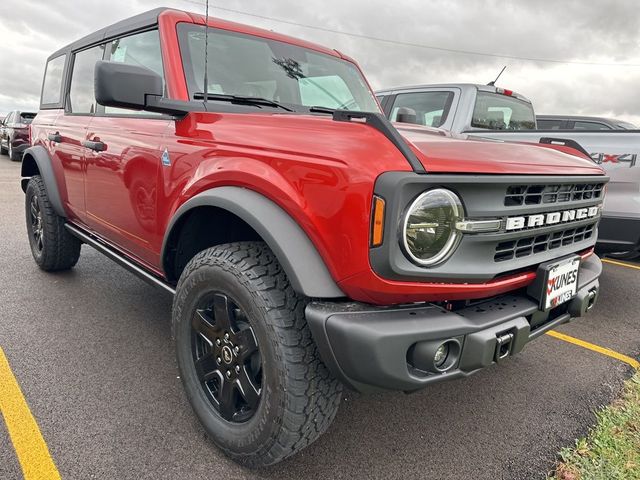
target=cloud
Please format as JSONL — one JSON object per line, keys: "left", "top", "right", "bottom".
{"left": 0, "top": 0, "right": 639, "bottom": 124}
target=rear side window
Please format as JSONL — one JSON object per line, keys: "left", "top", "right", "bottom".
{"left": 390, "top": 92, "right": 453, "bottom": 127}
{"left": 537, "top": 119, "right": 566, "bottom": 130}
{"left": 471, "top": 91, "right": 535, "bottom": 130}
{"left": 20, "top": 113, "right": 36, "bottom": 124}
{"left": 104, "top": 29, "right": 164, "bottom": 115}
{"left": 68, "top": 45, "right": 105, "bottom": 114}
{"left": 573, "top": 121, "right": 611, "bottom": 130}
{"left": 41, "top": 55, "right": 66, "bottom": 106}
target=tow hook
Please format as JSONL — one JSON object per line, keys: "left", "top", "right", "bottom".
{"left": 495, "top": 332, "right": 515, "bottom": 362}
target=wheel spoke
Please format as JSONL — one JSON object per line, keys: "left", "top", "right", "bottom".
{"left": 212, "top": 293, "right": 234, "bottom": 332}
{"left": 192, "top": 309, "right": 219, "bottom": 341}
{"left": 30, "top": 200, "right": 38, "bottom": 219}
{"left": 217, "top": 377, "right": 236, "bottom": 421}
{"left": 235, "top": 328, "right": 258, "bottom": 361}
{"left": 194, "top": 353, "right": 219, "bottom": 383}
{"left": 236, "top": 368, "right": 260, "bottom": 408}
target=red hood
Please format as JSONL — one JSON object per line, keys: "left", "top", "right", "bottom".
{"left": 395, "top": 124, "right": 605, "bottom": 175}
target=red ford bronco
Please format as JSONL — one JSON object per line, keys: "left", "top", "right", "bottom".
{"left": 23, "top": 8, "right": 606, "bottom": 467}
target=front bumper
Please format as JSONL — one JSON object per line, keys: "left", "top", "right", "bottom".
{"left": 307, "top": 254, "right": 601, "bottom": 393}
{"left": 596, "top": 215, "right": 640, "bottom": 253}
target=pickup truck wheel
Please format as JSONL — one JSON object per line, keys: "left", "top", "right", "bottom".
{"left": 173, "top": 242, "right": 342, "bottom": 467}
{"left": 607, "top": 250, "right": 640, "bottom": 261}
{"left": 8, "top": 139, "right": 20, "bottom": 161}
{"left": 25, "top": 176, "right": 81, "bottom": 271}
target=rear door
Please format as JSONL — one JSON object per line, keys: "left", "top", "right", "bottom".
{"left": 54, "top": 45, "right": 106, "bottom": 222}
{"left": 83, "top": 29, "right": 171, "bottom": 268}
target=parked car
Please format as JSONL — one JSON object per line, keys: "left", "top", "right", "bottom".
{"left": 23, "top": 9, "right": 606, "bottom": 467}
{"left": 376, "top": 83, "right": 640, "bottom": 258}
{"left": 0, "top": 110, "right": 36, "bottom": 161}
{"left": 536, "top": 115, "right": 637, "bottom": 131}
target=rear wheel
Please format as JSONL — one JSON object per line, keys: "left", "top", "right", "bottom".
{"left": 25, "top": 176, "right": 81, "bottom": 271}
{"left": 173, "top": 242, "right": 342, "bottom": 467}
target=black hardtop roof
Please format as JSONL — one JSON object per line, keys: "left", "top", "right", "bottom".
{"left": 48, "top": 7, "right": 169, "bottom": 60}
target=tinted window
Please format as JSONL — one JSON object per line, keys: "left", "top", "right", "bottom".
{"left": 178, "top": 24, "right": 379, "bottom": 113}
{"left": 471, "top": 91, "right": 535, "bottom": 130}
{"left": 42, "top": 55, "right": 66, "bottom": 105}
{"left": 537, "top": 119, "right": 565, "bottom": 130}
{"left": 105, "top": 29, "right": 164, "bottom": 115}
{"left": 573, "top": 121, "right": 611, "bottom": 130}
{"left": 390, "top": 91, "right": 453, "bottom": 127}
{"left": 69, "top": 45, "right": 105, "bottom": 114}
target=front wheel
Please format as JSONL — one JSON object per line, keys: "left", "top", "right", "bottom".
{"left": 173, "top": 242, "right": 342, "bottom": 467}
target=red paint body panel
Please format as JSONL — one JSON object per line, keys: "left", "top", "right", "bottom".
{"left": 29, "top": 10, "right": 606, "bottom": 306}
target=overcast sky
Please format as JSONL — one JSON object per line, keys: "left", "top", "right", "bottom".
{"left": 1, "top": 0, "right": 639, "bottom": 123}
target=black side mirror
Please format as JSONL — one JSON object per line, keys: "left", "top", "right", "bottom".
{"left": 95, "top": 61, "right": 163, "bottom": 111}
{"left": 395, "top": 107, "right": 417, "bottom": 124}
{"left": 94, "top": 61, "right": 196, "bottom": 117}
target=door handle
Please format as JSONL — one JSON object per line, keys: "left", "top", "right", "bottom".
{"left": 48, "top": 132, "right": 62, "bottom": 143}
{"left": 83, "top": 140, "right": 106, "bottom": 152}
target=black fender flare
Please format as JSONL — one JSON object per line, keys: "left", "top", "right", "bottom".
{"left": 161, "top": 186, "right": 345, "bottom": 298}
{"left": 21, "top": 145, "right": 67, "bottom": 218}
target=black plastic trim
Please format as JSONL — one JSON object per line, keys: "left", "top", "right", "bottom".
{"left": 20, "top": 146, "right": 66, "bottom": 218}
{"left": 161, "top": 186, "right": 344, "bottom": 298}
{"left": 332, "top": 110, "right": 425, "bottom": 173}
{"left": 65, "top": 223, "right": 176, "bottom": 295}
{"left": 306, "top": 254, "right": 601, "bottom": 393}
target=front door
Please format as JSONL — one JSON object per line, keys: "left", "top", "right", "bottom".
{"left": 82, "top": 29, "right": 170, "bottom": 268}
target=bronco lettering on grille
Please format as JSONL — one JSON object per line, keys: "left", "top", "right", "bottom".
{"left": 505, "top": 206, "right": 600, "bottom": 231}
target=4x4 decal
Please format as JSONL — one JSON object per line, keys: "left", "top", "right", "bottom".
{"left": 590, "top": 152, "right": 637, "bottom": 167}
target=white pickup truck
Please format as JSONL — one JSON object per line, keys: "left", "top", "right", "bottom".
{"left": 375, "top": 83, "right": 640, "bottom": 258}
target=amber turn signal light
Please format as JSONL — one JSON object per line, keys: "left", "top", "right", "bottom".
{"left": 371, "top": 196, "right": 385, "bottom": 247}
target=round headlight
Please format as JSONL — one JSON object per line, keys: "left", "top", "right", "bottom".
{"left": 402, "top": 188, "right": 463, "bottom": 266}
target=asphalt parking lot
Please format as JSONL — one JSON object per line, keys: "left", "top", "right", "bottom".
{"left": 0, "top": 157, "right": 638, "bottom": 480}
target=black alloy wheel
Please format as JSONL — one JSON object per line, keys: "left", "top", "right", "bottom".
{"left": 191, "top": 292, "right": 262, "bottom": 423}
{"left": 29, "top": 194, "right": 44, "bottom": 253}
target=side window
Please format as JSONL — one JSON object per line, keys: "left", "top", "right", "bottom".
{"left": 537, "top": 119, "right": 566, "bottom": 130}
{"left": 69, "top": 45, "right": 105, "bottom": 114}
{"left": 573, "top": 121, "right": 612, "bottom": 130}
{"left": 41, "top": 55, "right": 66, "bottom": 106}
{"left": 390, "top": 92, "right": 454, "bottom": 127}
{"left": 104, "top": 29, "right": 164, "bottom": 115}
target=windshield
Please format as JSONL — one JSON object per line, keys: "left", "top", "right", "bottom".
{"left": 471, "top": 91, "right": 535, "bottom": 130}
{"left": 177, "top": 24, "right": 380, "bottom": 113}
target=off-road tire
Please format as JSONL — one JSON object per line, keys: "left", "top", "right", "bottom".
{"left": 173, "top": 241, "right": 342, "bottom": 468}
{"left": 0, "top": 138, "right": 7, "bottom": 155}
{"left": 25, "top": 175, "right": 81, "bottom": 271}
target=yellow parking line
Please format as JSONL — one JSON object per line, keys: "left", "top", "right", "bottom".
{"left": 546, "top": 330, "right": 640, "bottom": 370}
{"left": 602, "top": 258, "right": 640, "bottom": 270}
{"left": 0, "top": 347, "right": 61, "bottom": 480}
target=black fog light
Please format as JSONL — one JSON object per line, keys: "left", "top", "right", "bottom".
{"left": 408, "top": 339, "right": 461, "bottom": 373}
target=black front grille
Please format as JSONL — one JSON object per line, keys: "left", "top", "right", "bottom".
{"left": 505, "top": 183, "right": 604, "bottom": 206}
{"left": 494, "top": 223, "right": 596, "bottom": 262}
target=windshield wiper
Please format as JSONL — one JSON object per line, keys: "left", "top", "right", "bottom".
{"left": 193, "top": 93, "right": 295, "bottom": 112}
{"left": 308, "top": 106, "right": 336, "bottom": 115}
